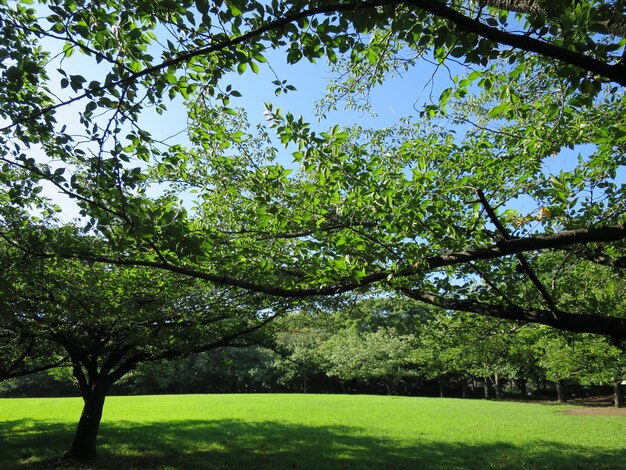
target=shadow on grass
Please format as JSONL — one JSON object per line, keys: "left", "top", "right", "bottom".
{"left": 1, "top": 418, "right": 625, "bottom": 469}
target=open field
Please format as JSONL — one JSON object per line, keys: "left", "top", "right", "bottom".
{"left": 1, "top": 394, "right": 625, "bottom": 469}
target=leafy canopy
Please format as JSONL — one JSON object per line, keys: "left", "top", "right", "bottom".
{"left": 0, "top": 0, "right": 625, "bottom": 337}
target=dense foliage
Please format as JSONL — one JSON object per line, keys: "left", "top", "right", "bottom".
{"left": 0, "top": 237, "right": 288, "bottom": 458}
{"left": 0, "top": 0, "right": 624, "bottom": 336}
{"left": 5, "top": 298, "right": 623, "bottom": 405}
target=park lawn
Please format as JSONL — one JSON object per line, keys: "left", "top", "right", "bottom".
{"left": 0, "top": 394, "right": 625, "bottom": 469}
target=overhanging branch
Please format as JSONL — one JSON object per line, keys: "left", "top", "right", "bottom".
{"left": 25, "top": 222, "right": 625, "bottom": 297}
{"left": 399, "top": 288, "right": 626, "bottom": 338}
{"left": 475, "top": 188, "right": 560, "bottom": 315}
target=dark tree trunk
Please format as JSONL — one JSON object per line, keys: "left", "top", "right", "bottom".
{"left": 66, "top": 385, "right": 107, "bottom": 459}
{"left": 461, "top": 380, "right": 468, "bottom": 398}
{"left": 303, "top": 375, "right": 307, "bottom": 394}
{"left": 518, "top": 378, "right": 527, "bottom": 398}
{"left": 556, "top": 379, "right": 567, "bottom": 403}
{"left": 484, "top": 378, "right": 494, "bottom": 399}
{"left": 438, "top": 377, "right": 445, "bottom": 398}
{"left": 494, "top": 373, "right": 502, "bottom": 401}
{"left": 614, "top": 380, "right": 624, "bottom": 408}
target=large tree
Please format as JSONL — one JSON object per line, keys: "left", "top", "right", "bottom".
{"left": 0, "top": 0, "right": 624, "bottom": 339}
{"left": 0, "top": 239, "right": 286, "bottom": 459}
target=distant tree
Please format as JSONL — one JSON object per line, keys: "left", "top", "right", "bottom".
{"left": 122, "top": 346, "right": 280, "bottom": 394}
{"left": 535, "top": 332, "right": 626, "bottom": 405}
{"left": 413, "top": 317, "right": 463, "bottom": 398}
{"left": 415, "top": 314, "right": 536, "bottom": 399}
{"left": 272, "top": 327, "right": 327, "bottom": 394}
{"left": 320, "top": 328, "right": 417, "bottom": 395}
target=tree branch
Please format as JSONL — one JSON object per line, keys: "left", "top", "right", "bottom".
{"left": 404, "top": 0, "right": 625, "bottom": 85}
{"left": 11, "top": 222, "right": 626, "bottom": 298}
{"left": 475, "top": 188, "right": 560, "bottom": 315}
{"left": 479, "top": 0, "right": 626, "bottom": 38}
{"left": 399, "top": 288, "right": 626, "bottom": 338}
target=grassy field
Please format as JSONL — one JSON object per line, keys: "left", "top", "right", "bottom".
{"left": 0, "top": 394, "right": 625, "bottom": 469}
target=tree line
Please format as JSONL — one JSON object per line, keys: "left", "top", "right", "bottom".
{"left": 4, "top": 297, "right": 625, "bottom": 406}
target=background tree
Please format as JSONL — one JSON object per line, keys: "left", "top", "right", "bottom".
{"left": 320, "top": 327, "right": 418, "bottom": 395}
{"left": 272, "top": 326, "right": 327, "bottom": 394}
{"left": 121, "top": 346, "right": 280, "bottom": 394}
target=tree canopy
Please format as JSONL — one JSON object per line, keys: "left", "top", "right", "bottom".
{"left": 0, "top": 1, "right": 625, "bottom": 338}
{"left": 0, "top": 235, "right": 287, "bottom": 458}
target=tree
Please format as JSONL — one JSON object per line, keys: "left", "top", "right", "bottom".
{"left": 0, "top": 241, "right": 285, "bottom": 459}
{"left": 122, "top": 346, "right": 280, "bottom": 394}
{"left": 414, "top": 313, "right": 539, "bottom": 399}
{"left": 0, "top": 241, "right": 68, "bottom": 380}
{"left": 0, "top": 1, "right": 624, "bottom": 344}
{"left": 320, "top": 327, "right": 418, "bottom": 394}
{"left": 272, "top": 327, "right": 327, "bottom": 394}
{"left": 535, "top": 332, "right": 626, "bottom": 405}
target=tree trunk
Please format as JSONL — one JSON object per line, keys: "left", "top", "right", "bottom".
{"left": 494, "top": 373, "right": 501, "bottom": 401}
{"left": 614, "top": 380, "right": 624, "bottom": 408}
{"left": 303, "top": 374, "right": 307, "bottom": 394}
{"left": 556, "top": 379, "right": 567, "bottom": 403}
{"left": 461, "top": 380, "right": 468, "bottom": 398}
{"left": 438, "top": 377, "right": 445, "bottom": 398}
{"left": 518, "top": 378, "right": 527, "bottom": 398}
{"left": 484, "top": 378, "right": 494, "bottom": 399}
{"left": 66, "top": 386, "right": 107, "bottom": 459}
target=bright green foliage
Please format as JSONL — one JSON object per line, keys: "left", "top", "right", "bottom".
{"left": 1, "top": 0, "right": 625, "bottom": 458}
{"left": 272, "top": 327, "right": 327, "bottom": 393}
{"left": 0, "top": 235, "right": 286, "bottom": 457}
{"left": 535, "top": 332, "right": 626, "bottom": 385}
{"left": 320, "top": 328, "right": 418, "bottom": 393}
{"left": 0, "top": 245, "right": 280, "bottom": 377}
{"left": 0, "top": 1, "right": 624, "bottom": 336}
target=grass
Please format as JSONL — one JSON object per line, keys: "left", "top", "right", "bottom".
{"left": 1, "top": 394, "right": 625, "bottom": 469}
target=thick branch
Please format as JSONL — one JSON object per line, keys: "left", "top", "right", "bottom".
{"left": 400, "top": 288, "right": 626, "bottom": 338}
{"left": 481, "top": 0, "right": 626, "bottom": 38}
{"left": 32, "top": 222, "right": 624, "bottom": 298}
{"left": 404, "top": 0, "right": 625, "bottom": 85}
{"left": 424, "top": 223, "right": 626, "bottom": 271}
{"left": 475, "top": 188, "right": 560, "bottom": 314}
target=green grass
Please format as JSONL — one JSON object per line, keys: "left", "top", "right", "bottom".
{"left": 1, "top": 394, "right": 625, "bottom": 469}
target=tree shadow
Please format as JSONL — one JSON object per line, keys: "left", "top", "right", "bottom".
{"left": 1, "top": 418, "right": 625, "bottom": 469}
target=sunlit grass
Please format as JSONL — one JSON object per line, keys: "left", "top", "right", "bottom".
{"left": 1, "top": 394, "right": 625, "bottom": 468}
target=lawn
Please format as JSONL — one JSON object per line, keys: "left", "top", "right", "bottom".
{"left": 0, "top": 394, "right": 625, "bottom": 469}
